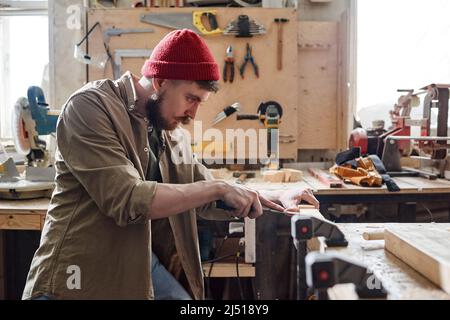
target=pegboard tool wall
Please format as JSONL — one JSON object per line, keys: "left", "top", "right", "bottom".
{"left": 87, "top": 8, "right": 298, "bottom": 160}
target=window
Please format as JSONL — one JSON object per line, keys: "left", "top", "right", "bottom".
{"left": 356, "top": 0, "right": 450, "bottom": 129}
{"left": 0, "top": 0, "right": 48, "bottom": 140}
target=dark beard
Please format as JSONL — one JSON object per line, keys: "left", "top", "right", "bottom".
{"left": 145, "top": 93, "right": 191, "bottom": 130}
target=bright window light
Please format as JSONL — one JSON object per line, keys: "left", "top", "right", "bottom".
{"left": 357, "top": 0, "right": 450, "bottom": 128}
{"left": 0, "top": 14, "right": 48, "bottom": 139}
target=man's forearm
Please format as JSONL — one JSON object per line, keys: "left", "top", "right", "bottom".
{"left": 148, "top": 180, "right": 225, "bottom": 220}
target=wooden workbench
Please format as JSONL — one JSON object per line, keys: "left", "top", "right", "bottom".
{"left": 314, "top": 223, "right": 450, "bottom": 300}
{"left": 2, "top": 168, "right": 450, "bottom": 230}
{"left": 1, "top": 170, "right": 450, "bottom": 299}
{"left": 215, "top": 168, "right": 450, "bottom": 195}
{"left": 0, "top": 198, "right": 49, "bottom": 230}
{"left": 217, "top": 168, "right": 450, "bottom": 222}
{"left": 0, "top": 198, "right": 49, "bottom": 299}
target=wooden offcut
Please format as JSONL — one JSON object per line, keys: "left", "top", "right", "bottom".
{"left": 261, "top": 168, "right": 303, "bottom": 183}
{"left": 308, "top": 168, "right": 343, "bottom": 188}
{"left": 362, "top": 230, "right": 385, "bottom": 240}
{"left": 281, "top": 168, "right": 303, "bottom": 182}
{"left": 384, "top": 225, "right": 450, "bottom": 294}
{"left": 262, "top": 170, "right": 285, "bottom": 183}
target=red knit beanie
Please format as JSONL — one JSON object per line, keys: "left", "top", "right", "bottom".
{"left": 141, "top": 29, "right": 219, "bottom": 81}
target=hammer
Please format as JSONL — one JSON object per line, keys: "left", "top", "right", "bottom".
{"left": 232, "top": 171, "right": 256, "bottom": 184}
{"left": 274, "top": 18, "right": 289, "bottom": 70}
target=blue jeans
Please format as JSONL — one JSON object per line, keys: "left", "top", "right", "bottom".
{"left": 152, "top": 252, "right": 192, "bottom": 300}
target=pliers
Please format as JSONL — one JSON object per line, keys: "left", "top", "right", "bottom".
{"left": 223, "top": 46, "right": 235, "bottom": 83}
{"left": 239, "top": 43, "right": 259, "bottom": 79}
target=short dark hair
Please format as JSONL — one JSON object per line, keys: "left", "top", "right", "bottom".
{"left": 195, "top": 80, "right": 220, "bottom": 93}
{"left": 170, "top": 79, "right": 220, "bottom": 93}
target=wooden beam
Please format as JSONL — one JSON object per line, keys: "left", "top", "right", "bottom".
{"left": 384, "top": 226, "right": 450, "bottom": 294}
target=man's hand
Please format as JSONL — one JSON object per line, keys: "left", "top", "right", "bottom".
{"left": 220, "top": 183, "right": 285, "bottom": 219}
{"left": 278, "top": 188, "right": 319, "bottom": 212}
{"left": 259, "top": 188, "right": 320, "bottom": 212}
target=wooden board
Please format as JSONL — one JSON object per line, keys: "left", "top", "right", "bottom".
{"left": 308, "top": 167, "right": 342, "bottom": 188}
{"left": 384, "top": 225, "right": 450, "bottom": 294}
{"left": 0, "top": 214, "right": 42, "bottom": 230}
{"left": 318, "top": 223, "right": 450, "bottom": 299}
{"left": 87, "top": 8, "right": 299, "bottom": 160}
{"left": 0, "top": 198, "right": 50, "bottom": 214}
{"left": 298, "top": 21, "right": 339, "bottom": 149}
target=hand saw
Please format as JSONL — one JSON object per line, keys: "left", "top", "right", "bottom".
{"left": 140, "top": 10, "right": 222, "bottom": 36}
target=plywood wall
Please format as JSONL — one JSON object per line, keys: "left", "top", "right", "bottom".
{"left": 87, "top": 8, "right": 299, "bottom": 159}
{"left": 297, "top": 21, "right": 341, "bottom": 149}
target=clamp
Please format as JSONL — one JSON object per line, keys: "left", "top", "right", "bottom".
{"left": 239, "top": 43, "right": 259, "bottom": 79}
{"left": 306, "top": 252, "right": 388, "bottom": 300}
{"left": 291, "top": 214, "right": 348, "bottom": 299}
{"left": 223, "top": 46, "right": 235, "bottom": 83}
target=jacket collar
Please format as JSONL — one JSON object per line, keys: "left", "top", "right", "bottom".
{"left": 117, "top": 71, "right": 146, "bottom": 117}
{"left": 117, "top": 71, "right": 167, "bottom": 148}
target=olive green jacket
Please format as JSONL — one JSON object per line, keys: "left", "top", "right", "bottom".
{"left": 22, "top": 72, "right": 231, "bottom": 300}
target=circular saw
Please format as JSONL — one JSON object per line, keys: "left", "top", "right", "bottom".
{"left": 0, "top": 86, "right": 59, "bottom": 199}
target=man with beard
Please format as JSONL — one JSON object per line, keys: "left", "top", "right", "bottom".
{"left": 23, "top": 29, "right": 319, "bottom": 300}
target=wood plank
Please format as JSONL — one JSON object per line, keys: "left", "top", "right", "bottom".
{"left": 202, "top": 262, "right": 255, "bottom": 278}
{"left": 0, "top": 214, "right": 42, "bottom": 230}
{"left": 320, "top": 223, "right": 450, "bottom": 299}
{"left": 384, "top": 225, "right": 450, "bottom": 294}
{"left": 88, "top": 8, "right": 299, "bottom": 159}
{"left": 308, "top": 168, "right": 343, "bottom": 188}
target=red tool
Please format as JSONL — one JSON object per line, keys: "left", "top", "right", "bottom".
{"left": 223, "top": 46, "right": 235, "bottom": 83}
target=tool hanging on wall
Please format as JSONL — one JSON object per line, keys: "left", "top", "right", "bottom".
{"left": 223, "top": 46, "right": 235, "bottom": 83}
{"left": 140, "top": 10, "right": 222, "bottom": 35}
{"left": 237, "top": 101, "right": 283, "bottom": 168}
{"left": 212, "top": 102, "right": 241, "bottom": 125}
{"left": 103, "top": 27, "right": 155, "bottom": 45}
{"left": 274, "top": 18, "right": 289, "bottom": 70}
{"left": 103, "top": 27, "right": 155, "bottom": 76}
{"left": 113, "top": 49, "right": 153, "bottom": 79}
{"left": 223, "top": 15, "right": 266, "bottom": 37}
{"left": 239, "top": 43, "right": 259, "bottom": 79}
{"left": 74, "top": 22, "right": 109, "bottom": 69}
